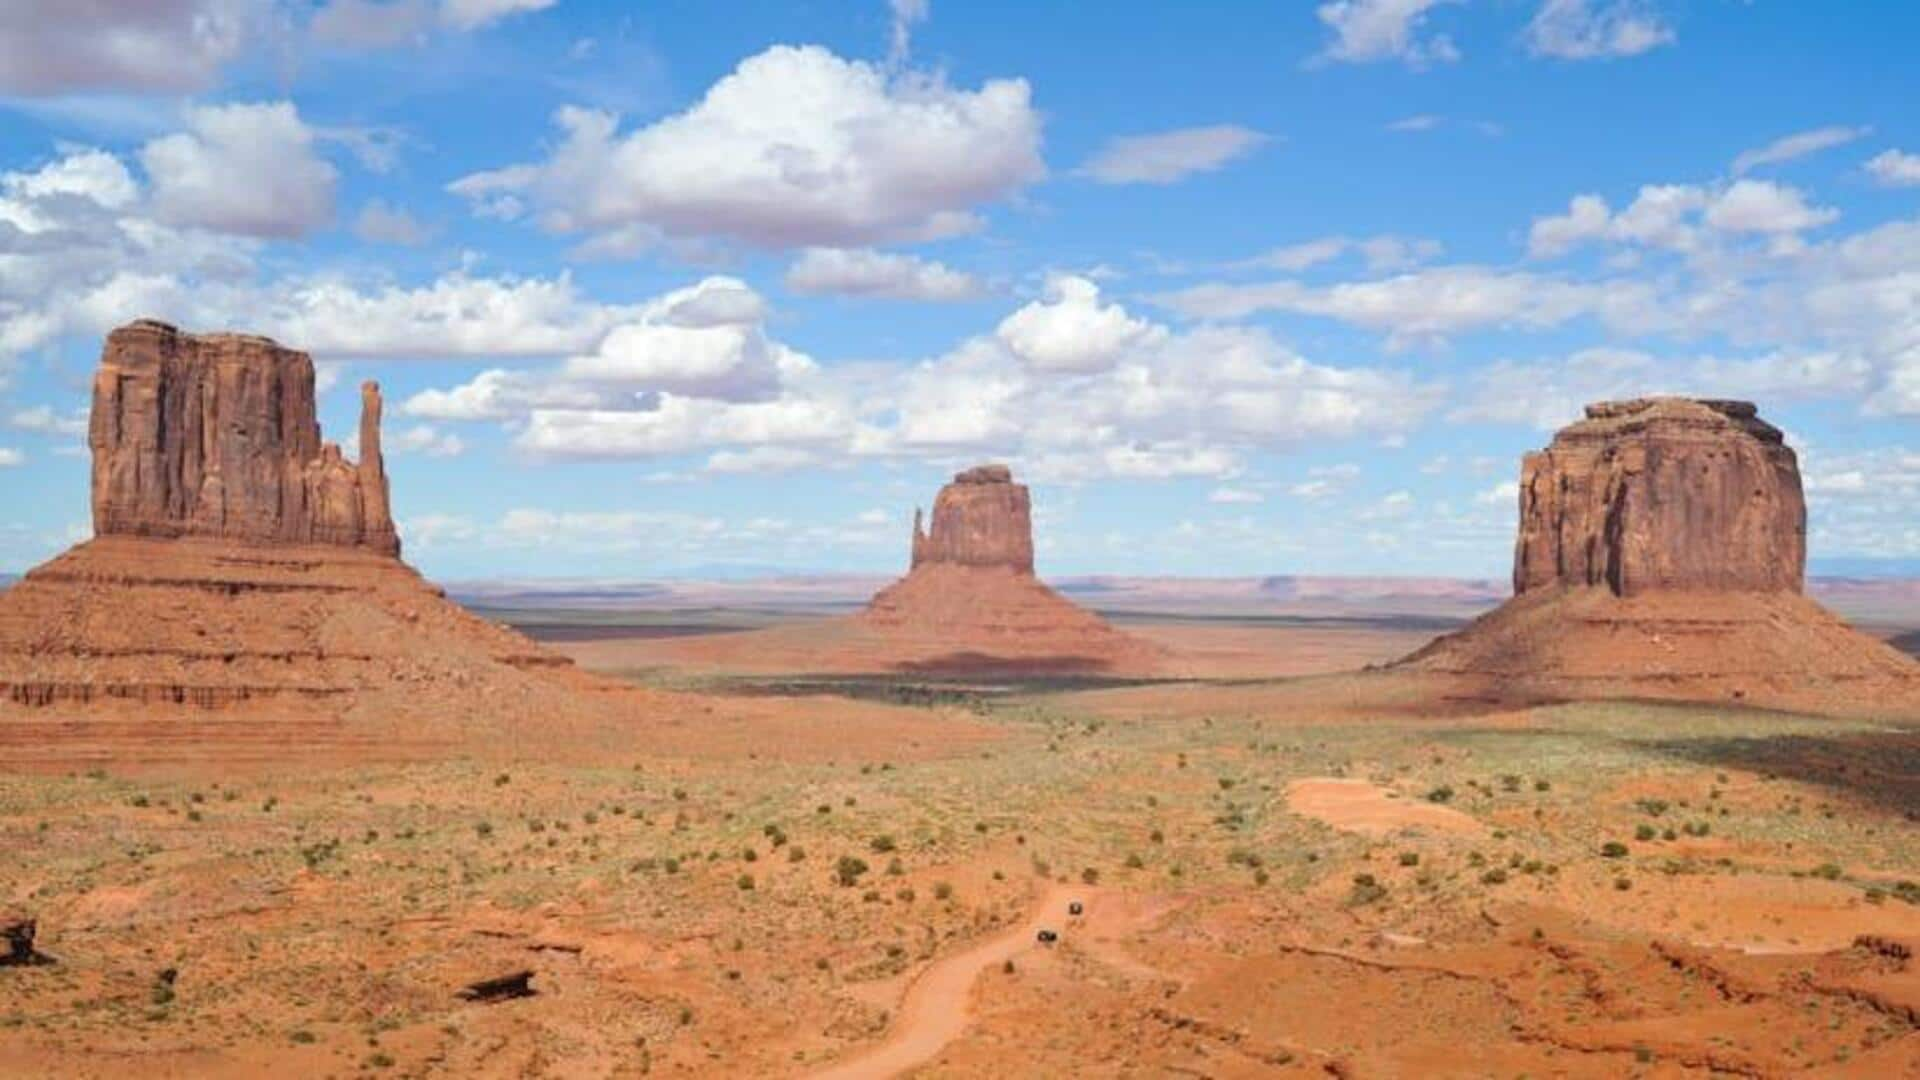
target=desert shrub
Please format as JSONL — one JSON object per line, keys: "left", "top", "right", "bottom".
{"left": 1398, "top": 852, "right": 1420, "bottom": 867}
{"left": 1481, "top": 868, "right": 1508, "bottom": 885}
{"left": 736, "top": 874, "right": 754, "bottom": 891}
{"left": 1614, "top": 876, "right": 1632, "bottom": 891}
{"left": 1124, "top": 852, "right": 1145, "bottom": 869}
{"left": 1426, "top": 786, "right": 1454, "bottom": 804}
{"left": 887, "top": 858, "right": 904, "bottom": 876}
{"left": 788, "top": 846, "right": 806, "bottom": 863}
{"left": 834, "top": 855, "right": 869, "bottom": 887}
{"left": 1635, "top": 799, "right": 1669, "bottom": 817}
{"left": 1600, "top": 841, "right": 1629, "bottom": 858}
{"left": 933, "top": 881, "right": 954, "bottom": 901}
{"left": 870, "top": 835, "right": 897, "bottom": 854}
{"left": 1348, "top": 873, "right": 1387, "bottom": 906}
{"left": 1081, "top": 867, "right": 1100, "bottom": 885}
{"left": 1635, "top": 824, "right": 1656, "bottom": 842}
{"left": 1813, "top": 863, "right": 1843, "bottom": 881}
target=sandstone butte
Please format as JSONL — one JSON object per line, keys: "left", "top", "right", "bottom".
{"left": 858, "top": 465, "right": 1162, "bottom": 675}
{"left": 90, "top": 320, "right": 399, "bottom": 554}
{"left": 1398, "top": 397, "right": 1920, "bottom": 712}
{"left": 0, "top": 320, "right": 633, "bottom": 750}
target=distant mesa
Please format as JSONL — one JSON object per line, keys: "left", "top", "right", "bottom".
{"left": 1400, "top": 397, "right": 1920, "bottom": 712}
{"left": 0, "top": 320, "right": 625, "bottom": 745}
{"left": 859, "top": 464, "right": 1161, "bottom": 675}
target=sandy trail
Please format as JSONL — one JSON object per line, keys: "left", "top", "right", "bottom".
{"left": 810, "top": 883, "right": 1074, "bottom": 1080}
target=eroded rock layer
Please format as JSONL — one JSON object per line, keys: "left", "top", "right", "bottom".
{"left": 911, "top": 464, "right": 1035, "bottom": 573}
{"left": 91, "top": 319, "right": 399, "bottom": 555}
{"left": 1401, "top": 398, "right": 1920, "bottom": 713}
{"left": 0, "top": 321, "right": 636, "bottom": 735}
{"left": 860, "top": 465, "right": 1160, "bottom": 675}
{"left": 1513, "top": 398, "right": 1803, "bottom": 597}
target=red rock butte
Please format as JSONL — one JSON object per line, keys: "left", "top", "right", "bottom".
{"left": 90, "top": 320, "right": 400, "bottom": 555}
{"left": 1512, "top": 398, "right": 1804, "bottom": 597}
{"left": 858, "top": 465, "right": 1161, "bottom": 675}
{"left": 0, "top": 320, "right": 630, "bottom": 756}
{"left": 1399, "top": 397, "right": 1920, "bottom": 712}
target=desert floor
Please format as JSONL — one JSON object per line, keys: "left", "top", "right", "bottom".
{"left": 2, "top": 613, "right": 1917, "bottom": 1077}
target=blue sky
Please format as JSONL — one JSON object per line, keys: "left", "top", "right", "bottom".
{"left": 2, "top": 0, "right": 1917, "bottom": 580}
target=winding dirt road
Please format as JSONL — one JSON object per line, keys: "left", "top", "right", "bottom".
{"left": 809, "top": 884, "right": 1074, "bottom": 1079}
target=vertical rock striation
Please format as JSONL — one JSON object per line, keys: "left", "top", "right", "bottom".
{"left": 1511, "top": 398, "right": 1804, "bottom": 597}
{"left": 88, "top": 319, "right": 400, "bottom": 555}
{"left": 1397, "top": 397, "right": 1919, "bottom": 713}
{"left": 910, "top": 464, "right": 1036, "bottom": 573}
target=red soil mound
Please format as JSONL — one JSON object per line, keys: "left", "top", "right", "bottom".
{"left": 857, "top": 562, "right": 1163, "bottom": 675}
{"left": 1399, "top": 585, "right": 1920, "bottom": 712}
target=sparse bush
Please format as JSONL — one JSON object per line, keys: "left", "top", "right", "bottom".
{"left": 1348, "top": 873, "right": 1387, "bottom": 906}
{"left": 736, "top": 874, "right": 754, "bottom": 891}
{"left": 1600, "top": 841, "right": 1629, "bottom": 858}
{"left": 1426, "top": 786, "right": 1454, "bottom": 804}
{"left": 933, "top": 881, "right": 954, "bottom": 901}
{"left": 1813, "top": 863, "right": 1843, "bottom": 881}
{"left": 1398, "top": 852, "right": 1420, "bottom": 867}
{"left": 835, "top": 855, "right": 869, "bottom": 887}
{"left": 870, "top": 835, "right": 897, "bottom": 854}
{"left": 1481, "top": 868, "right": 1508, "bottom": 885}
{"left": 1081, "top": 867, "right": 1100, "bottom": 885}
{"left": 1124, "top": 852, "right": 1145, "bottom": 869}
{"left": 1635, "top": 824, "right": 1656, "bottom": 842}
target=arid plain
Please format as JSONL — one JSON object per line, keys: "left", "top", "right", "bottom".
{"left": 2, "top": 325, "right": 1918, "bottom": 1078}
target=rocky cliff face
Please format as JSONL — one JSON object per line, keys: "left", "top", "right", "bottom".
{"left": 89, "top": 319, "right": 400, "bottom": 555}
{"left": 1512, "top": 398, "right": 1804, "bottom": 597}
{"left": 910, "top": 464, "right": 1035, "bottom": 574}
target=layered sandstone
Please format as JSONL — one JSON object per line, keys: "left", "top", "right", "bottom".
{"left": 1512, "top": 398, "right": 1803, "bottom": 597}
{"left": 858, "top": 465, "right": 1161, "bottom": 675}
{"left": 0, "top": 321, "right": 634, "bottom": 735}
{"left": 90, "top": 319, "right": 399, "bottom": 555}
{"left": 911, "top": 464, "right": 1035, "bottom": 573}
{"left": 1399, "top": 398, "right": 1920, "bottom": 713}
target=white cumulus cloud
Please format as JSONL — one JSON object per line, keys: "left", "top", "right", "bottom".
{"left": 141, "top": 102, "right": 337, "bottom": 239}
{"left": 449, "top": 44, "right": 1044, "bottom": 250}
{"left": 996, "top": 275, "right": 1163, "bottom": 373}
{"left": 784, "top": 247, "right": 983, "bottom": 301}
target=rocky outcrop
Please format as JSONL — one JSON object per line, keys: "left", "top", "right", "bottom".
{"left": 89, "top": 319, "right": 400, "bottom": 555}
{"left": 859, "top": 465, "right": 1161, "bottom": 675}
{"left": 1398, "top": 397, "right": 1920, "bottom": 715}
{"left": 1512, "top": 398, "right": 1804, "bottom": 597}
{"left": 911, "top": 464, "right": 1035, "bottom": 573}
{"left": 0, "top": 322, "right": 627, "bottom": 729}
